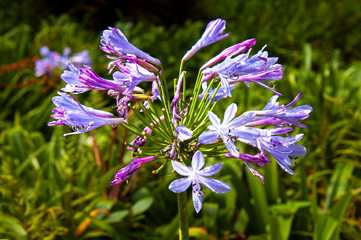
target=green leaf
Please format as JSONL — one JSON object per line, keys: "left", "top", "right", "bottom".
{"left": 105, "top": 210, "right": 129, "bottom": 223}
{"left": 131, "top": 196, "right": 154, "bottom": 216}
{"left": 0, "top": 216, "right": 27, "bottom": 240}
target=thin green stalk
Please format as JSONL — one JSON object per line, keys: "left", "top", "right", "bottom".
{"left": 185, "top": 77, "right": 215, "bottom": 126}
{"left": 193, "top": 83, "right": 221, "bottom": 125}
{"left": 186, "top": 69, "right": 203, "bottom": 121}
{"left": 177, "top": 190, "right": 189, "bottom": 240}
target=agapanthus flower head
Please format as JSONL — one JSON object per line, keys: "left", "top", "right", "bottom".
{"left": 111, "top": 156, "right": 157, "bottom": 185}
{"left": 48, "top": 92, "right": 126, "bottom": 136}
{"left": 182, "top": 18, "right": 230, "bottom": 62}
{"left": 169, "top": 151, "right": 230, "bottom": 213}
{"left": 48, "top": 18, "right": 311, "bottom": 220}
{"left": 100, "top": 27, "right": 161, "bottom": 66}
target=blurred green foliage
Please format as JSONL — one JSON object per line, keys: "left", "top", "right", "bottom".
{"left": 1, "top": 0, "right": 361, "bottom": 239}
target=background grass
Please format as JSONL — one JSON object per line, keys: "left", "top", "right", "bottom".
{"left": 1, "top": 0, "right": 361, "bottom": 239}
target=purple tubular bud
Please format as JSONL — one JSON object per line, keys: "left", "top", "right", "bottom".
{"left": 128, "top": 126, "right": 152, "bottom": 151}
{"left": 111, "top": 156, "right": 157, "bottom": 185}
{"left": 182, "top": 19, "right": 230, "bottom": 62}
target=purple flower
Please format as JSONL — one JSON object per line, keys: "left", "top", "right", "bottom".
{"left": 246, "top": 93, "right": 313, "bottom": 128}
{"left": 127, "top": 126, "right": 152, "bottom": 152}
{"left": 35, "top": 46, "right": 92, "bottom": 77}
{"left": 198, "top": 103, "right": 256, "bottom": 156}
{"left": 69, "top": 50, "right": 92, "bottom": 67}
{"left": 225, "top": 152, "right": 270, "bottom": 183}
{"left": 182, "top": 19, "right": 230, "bottom": 62}
{"left": 175, "top": 125, "right": 193, "bottom": 142}
{"left": 79, "top": 65, "right": 125, "bottom": 92}
{"left": 202, "top": 46, "right": 284, "bottom": 95}
{"left": 201, "top": 38, "right": 256, "bottom": 70}
{"left": 168, "top": 151, "right": 231, "bottom": 213}
{"left": 48, "top": 92, "right": 126, "bottom": 136}
{"left": 113, "top": 63, "right": 157, "bottom": 95}
{"left": 60, "top": 64, "right": 91, "bottom": 93}
{"left": 229, "top": 124, "right": 305, "bottom": 175}
{"left": 108, "top": 55, "right": 159, "bottom": 74}
{"left": 35, "top": 46, "right": 62, "bottom": 77}
{"left": 257, "top": 134, "right": 306, "bottom": 175}
{"left": 100, "top": 27, "right": 161, "bottom": 66}
{"left": 111, "top": 156, "right": 157, "bottom": 185}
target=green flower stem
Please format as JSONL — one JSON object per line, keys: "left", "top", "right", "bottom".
{"left": 154, "top": 77, "right": 173, "bottom": 131}
{"left": 177, "top": 190, "right": 189, "bottom": 240}
{"left": 194, "top": 83, "right": 221, "bottom": 125}
{"left": 187, "top": 69, "right": 203, "bottom": 117}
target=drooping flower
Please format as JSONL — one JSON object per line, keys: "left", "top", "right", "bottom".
{"left": 198, "top": 103, "right": 256, "bottom": 156}
{"left": 111, "top": 156, "right": 157, "bottom": 185}
{"left": 182, "top": 19, "right": 230, "bottom": 62}
{"left": 168, "top": 151, "right": 230, "bottom": 213}
{"left": 100, "top": 27, "right": 161, "bottom": 66}
{"left": 48, "top": 92, "right": 126, "bottom": 136}
{"left": 246, "top": 93, "right": 313, "bottom": 128}
{"left": 257, "top": 134, "right": 306, "bottom": 175}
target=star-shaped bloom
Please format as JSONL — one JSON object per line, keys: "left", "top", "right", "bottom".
{"left": 168, "top": 151, "right": 230, "bottom": 213}
{"left": 182, "top": 19, "right": 230, "bottom": 61}
{"left": 198, "top": 103, "right": 256, "bottom": 156}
